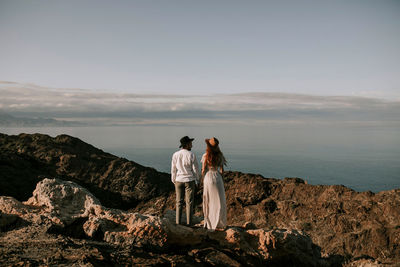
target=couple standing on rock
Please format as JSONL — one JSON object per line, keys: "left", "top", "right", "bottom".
{"left": 171, "top": 136, "right": 227, "bottom": 231}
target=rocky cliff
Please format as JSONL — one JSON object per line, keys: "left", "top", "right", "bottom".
{"left": 222, "top": 172, "right": 400, "bottom": 265}
{"left": 0, "top": 133, "right": 399, "bottom": 265}
{"left": 0, "top": 133, "right": 173, "bottom": 210}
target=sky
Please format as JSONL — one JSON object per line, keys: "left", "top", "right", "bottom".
{"left": 0, "top": 0, "right": 399, "bottom": 98}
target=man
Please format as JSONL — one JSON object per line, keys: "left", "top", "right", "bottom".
{"left": 171, "top": 136, "right": 200, "bottom": 226}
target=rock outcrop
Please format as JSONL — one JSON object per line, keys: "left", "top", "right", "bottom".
{"left": 1, "top": 133, "right": 399, "bottom": 265}
{"left": 0, "top": 178, "right": 330, "bottom": 266}
{"left": 222, "top": 172, "right": 400, "bottom": 264}
{"left": 0, "top": 133, "right": 173, "bottom": 210}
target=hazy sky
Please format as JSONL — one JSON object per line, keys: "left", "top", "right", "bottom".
{"left": 0, "top": 0, "right": 399, "bottom": 97}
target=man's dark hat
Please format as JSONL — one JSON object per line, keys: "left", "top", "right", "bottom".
{"left": 179, "top": 136, "right": 194, "bottom": 148}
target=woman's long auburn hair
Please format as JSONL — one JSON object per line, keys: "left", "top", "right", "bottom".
{"left": 205, "top": 145, "right": 227, "bottom": 168}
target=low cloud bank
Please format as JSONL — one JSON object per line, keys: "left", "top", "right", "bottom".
{"left": 1, "top": 81, "right": 399, "bottom": 126}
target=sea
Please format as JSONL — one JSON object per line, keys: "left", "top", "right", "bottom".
{"left": 2, "top": 124, "right": 400, "bottom": 193}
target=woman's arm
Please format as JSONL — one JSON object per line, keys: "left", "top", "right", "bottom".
{"left": 201, "top": 161, "right": 206, "bottom": 181}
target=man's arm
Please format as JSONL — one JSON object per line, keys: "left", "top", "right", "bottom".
{"left": 171, "top": 154, "right": 177, "bottom": 184}
{"left": 192, "top": 153, "right": 200, "bottom": 185}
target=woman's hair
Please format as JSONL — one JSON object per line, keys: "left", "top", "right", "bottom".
{"left": 205, "top": 145, "right": 227, "bottom": 167}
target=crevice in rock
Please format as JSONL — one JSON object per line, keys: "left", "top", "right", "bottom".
{"left": 47, "top": 217, "right": 89, "bottom": 239}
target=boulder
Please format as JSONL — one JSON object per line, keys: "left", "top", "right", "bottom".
{"left": 25, "top": 178, "right": 101, "bottom": 225}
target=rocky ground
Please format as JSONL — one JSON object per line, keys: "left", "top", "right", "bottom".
{"left": 1, "top": 178, "right": 333, "bottom": 266}
{"left": 1, "top": 133, "right": 400, "bottom": 266}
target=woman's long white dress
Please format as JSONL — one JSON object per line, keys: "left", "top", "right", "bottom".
{"left": 202, "top": 154, "right": 227, "bottom": 230}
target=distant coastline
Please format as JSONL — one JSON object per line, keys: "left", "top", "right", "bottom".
{"left": 0, "top": 110, "right": 86, "bottom": 127}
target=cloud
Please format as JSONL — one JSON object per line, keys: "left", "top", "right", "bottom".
{"left": 1, "top": 81, "right": 399, "bottom": 126}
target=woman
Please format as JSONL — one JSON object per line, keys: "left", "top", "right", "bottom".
{"left": 201, "top": 137, "right": 227, "bottom": 230}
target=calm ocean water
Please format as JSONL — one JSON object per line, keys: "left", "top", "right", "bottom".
{"left": 2, "top": 125, "right": 400, "bottom": 192}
